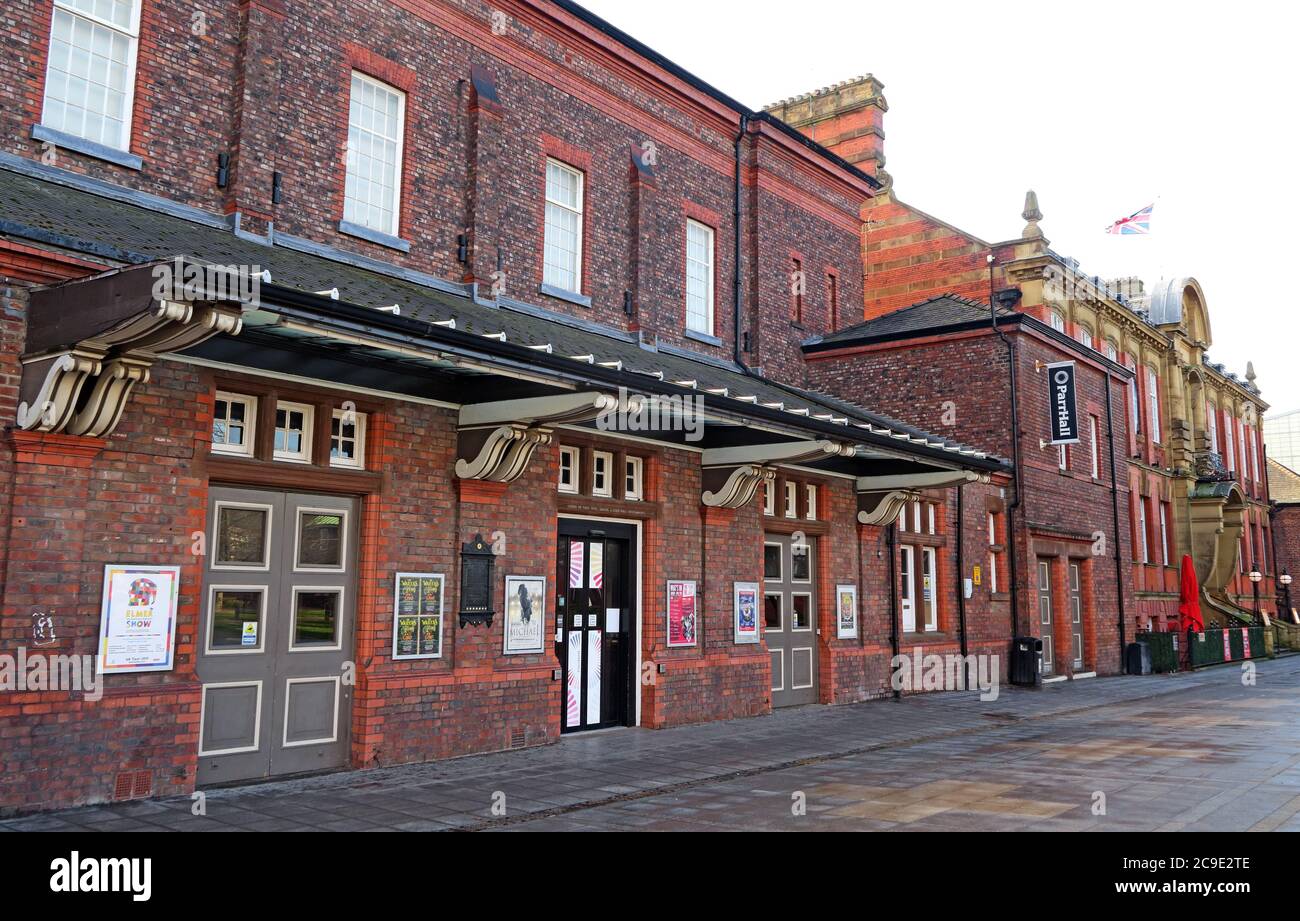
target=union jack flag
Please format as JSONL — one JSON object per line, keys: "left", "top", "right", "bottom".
{"left": 1105, "top": 204, "right": 1153, "bottom": 235}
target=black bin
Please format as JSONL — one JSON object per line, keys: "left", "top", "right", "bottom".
{"left": 1125, "top": 642, "right": 1152, "bottom": 676}
{"left": 1010, "top": 637, "right": 1043, "bottom": 687}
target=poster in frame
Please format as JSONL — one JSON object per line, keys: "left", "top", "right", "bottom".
{"left": 392, "top": 572, "right": 445, "bottom": 660}
{"left": 97, "top": 564, "right": 181, "bottom": 674}
{"left": 504, "top": 575, "right": 547, "bottom": 654}
{"left": 733, "top": 582, "right": 760, "bottom": 644}
{"left": 835, "top": 583, "right": 859, "bottom": 639}
{"left": 666, "top": 580, "right": 698, "bottom": 648}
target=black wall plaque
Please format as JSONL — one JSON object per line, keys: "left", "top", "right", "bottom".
{"left": 459, "top": 533, "right": 496, "bottom": 628}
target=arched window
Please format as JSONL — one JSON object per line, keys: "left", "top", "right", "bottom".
{"left": 1050, "top": 311, "right": 1066, "bottom": 333}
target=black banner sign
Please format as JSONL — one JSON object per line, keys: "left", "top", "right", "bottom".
{"left": 1047, "top": 360, "right": 1080, "bottom": 444}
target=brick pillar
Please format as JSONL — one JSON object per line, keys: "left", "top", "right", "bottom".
{"left": 464, "top": 66, "right": 504, "bottom": 289}
{"left": 223, "top": 0, "right": 288, "bottom": 237}
{"left": 627, "top": 145, "right": 657, "bottom": 333}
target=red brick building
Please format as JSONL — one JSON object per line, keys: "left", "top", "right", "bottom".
{"left": 0, "top": 1, "right": 1010, "bottom": 813}
{"left": 769, "top": 74, "right": 1277, "bottom": 663}
{"left": 1269, "top": 458, "right": 1300, "bottom": 619}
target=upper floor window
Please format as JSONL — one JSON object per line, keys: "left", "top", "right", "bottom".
{"left": 624, "top": 457, "right": 644, "bottom": 501}
{"left": 1225, "top": 412, "right": 1237, "bottom": 472}
{"left": 1105, "top": 341, "right": 1118, "bottom": 362}
{"left": 544, "top": 159, "right": 584, "bottom": 293}
{"left": 330, "top": 409, "right": 367, "bottom": 470}
{"left": 1077, "top": 326, "right": 1093, "bottom": 350}
{"left": 805, "top": 484, "right": 818, "bottom": 521}
{"left": 274, "top": 401, "right": 314, "bottom": 464}
{"left": 558, "top": 445, "right": 580, "bottom": 494}
{"left": 1247, "top": 427, "right": 1258, "bottom": 483}
{"left": 791, "top": 257, "right": 804, "bottom": 324}
{"left": 212, "top": 391, "right": 256, "bottom": 457}
{"left": 1050, "top": 311, "right": 1066, "bottom": 333}
{"left": 592, "top": 451, "right": 613, "bottom": 498}
{"left": 1207, "top": 402, "right": 1219, "bottom": 454}
{"left": 1145, "top": 367, "right": 1161, "bottom": 441}
{"left": 1158, "top": 502, "right": 1171, "bottom": 566}
{"left": 344, "top": 72, "right": 406, "bottom": 238}
{"left": 987, "top": 511, "right": 1001, "bottom": 594}
{"left": 685, "top": 220, "right": 715, "bottom": 335}
{"left": 1089, "top": 415, "right": 1101, "bottom": 479}
{"left": 42, "top": 0, "right": 142, "bottom": 151}
{"left": 1137, "top": 499, "right": 1150, "bottom": 564}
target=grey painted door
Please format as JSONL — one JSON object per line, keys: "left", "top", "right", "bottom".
{"left": 197, "top": 487, "right": 356, "bottom": 785}
{"left": 764, "top": 533, "right": 818, "bottom": 708}
{"left": 1069, "top": 562, "right": 1084, "bottom": 670}
{"left": 1037, "top": 558, "right": 1055, "bottom": 676}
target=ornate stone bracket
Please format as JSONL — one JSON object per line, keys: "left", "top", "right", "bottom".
{"left": 454, "top": 424, "right": 555, "bottom": 483}
{"left": 857, "top": 489, "right": 921, "bottom": 526}
{"left": 702, "top": 465, "right": 777, "bottom": 510}
{"left": 17, "top": 298, "right": 244, "bottom": 438}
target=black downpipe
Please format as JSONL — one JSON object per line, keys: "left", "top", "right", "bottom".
{"left": 1105, "top": 374, "right": 1129, "bottom": 672}
{"left": 888, "top": 525, "right": 901, "bottom": 700}
{"left": 989, "top": 260, "right": 1023, "bottom": 641}
{"left": 733, "top": 114, "right": 752, "bottom": 372}
{"left": 956, "top": 483, "right": 968, "bottom": 657}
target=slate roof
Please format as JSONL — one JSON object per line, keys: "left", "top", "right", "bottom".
{"left": 1268, "top": 458, "right": 1300, "bottom": 505}
{"left": 803, "top": 295, "right": 1015, "bottom": 352}
{"left": 0, "top": 163, "right": 1006, "bottom": 468}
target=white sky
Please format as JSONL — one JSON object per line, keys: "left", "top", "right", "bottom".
{"left": 581, "top": 0, "right": 1298, "bottom": 417}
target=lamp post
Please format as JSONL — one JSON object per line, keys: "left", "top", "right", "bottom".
{"left": 1249, "top": 569, "right": 1263, "bottom": 624}
{"left": 1280, "top": 571, "right": 1293, "bottom": 620}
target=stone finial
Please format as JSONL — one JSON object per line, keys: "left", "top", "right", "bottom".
{"left": 1022, "top": 190, "right": 1044, "bottom": 240}
{"left": 1246, "top": 361, "right": 1257, "bottom": 383}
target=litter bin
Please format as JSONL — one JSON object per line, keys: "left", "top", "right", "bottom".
{"left": 1125, "top": 641, "right": 1152, "bottom": 676}
{"left": 1010, "top": 637, "right": 1043, "bottom": 687}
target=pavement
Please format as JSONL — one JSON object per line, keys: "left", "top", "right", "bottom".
{"left": 5, "top": 656, "right": 1300, "bottom": 832}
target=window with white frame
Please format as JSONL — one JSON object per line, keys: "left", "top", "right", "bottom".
{"left": 273, "top": 402, "right": 314, "bottom": 463}
{"left": 624, "top": 456, "right": 643, "bottom": 501}
{"left": 1089, "top": 415, "right": 1100, "bottom": 479}
{"left": 1207, "top": 402, "right": 1219, "bottom": 454}
{"left": 1058, "top": 444, "right": 1069, "bottom": 471}
{"left": 1077, "top": 326, "right": 1093, "bottom": 350}
{"left": 1127, "top": 375, "right": 1140, "bottom": 436}
{"left": 764, "top": 478, "right": 775, "bottom": 516}
{"left": 927, "top": 503, "right": 936, "bottom": 535}
{"left": 1238, "top": 422, "right": 1248, "bottom": 482}
{"left": 1247, "top": 427, "right": 1258, "bottom": 482}
{"left": 1138, "top": 499, "right": 1150, "bottom": 564}
{"left": 686, "top": 219, "right": 715, "bottom": 335}
{"left": 987, "top": 511, "right": 999, "bottom": 594}
{"left": 912, "top": 500, "right": 922, "bottom": 534}
{"left": 212, "top": 392, "right": 256, "bottom": 457}
{"left": 41, "top": 0, "right": 142, "bottom": 151}
{"left": 1145, "top": 367, "right": 1161, "bottom": 441}
{"left": 898, "top": 505, "right": 907, "bottom": 533}
{"left": 344, "top": 72, "right": 406, "bottom": 237}
{"left": 543, "top": 159, "right": 584, "bottom": 293}
{"left": 558, "top": 446, "right": 579, "bottom": 494}
{"left": 1159, "top": 502, "right": 1170, "bottom": 566}
{"left": 805, "top": 484, "right": 817, "bottom": 521}
{"left": 1050, "top": 311, "right": 1066, "bottom": 333}
{"left": 329, "top": 408, "right": 366, "bottom": 469}
{"left": 1105, "top": 341, "right": 1118, "bottom": 362}
{"left": 785, "top": 481, "right": 797, "bottom": 518}
{"left": 592, "top": 451, "right": 613, "bottom": 498}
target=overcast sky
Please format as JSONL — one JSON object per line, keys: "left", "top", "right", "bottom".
{"left": 581, "top": 0, "right": 1297, "bottom": 417}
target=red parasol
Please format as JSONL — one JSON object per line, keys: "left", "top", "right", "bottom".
{"left": 1178, "top": 554, "right": 1203, "bottom": 633}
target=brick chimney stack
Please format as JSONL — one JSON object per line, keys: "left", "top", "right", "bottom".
{"left": 764, "top": 75, "right": 889, "bottom": 186}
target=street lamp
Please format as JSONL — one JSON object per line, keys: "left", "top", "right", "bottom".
{"left": 1249, "top": 569, "right": 1263, "bottom": 623}
{"left": 1280, "top": 571, "right": 1293, "bottom": 620}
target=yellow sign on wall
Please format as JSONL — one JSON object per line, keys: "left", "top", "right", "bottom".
{"left": 973, "top": 565, "right": 982, "bottom": 586}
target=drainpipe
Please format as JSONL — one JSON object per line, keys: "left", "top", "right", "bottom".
{"left": 956, "top": 483, "right": 968, "bottom": 657}
{"left": 888, "top": 524, "right": 901, "bottom": 700}
{"left": 1104, "top": 374, "right": 1129, "bottom": 672}
{"left": 733, "top": 114, "right": 752, "bottom": 372}
{"left": 989, "top": 256, "right": 1023, "bottom": 640}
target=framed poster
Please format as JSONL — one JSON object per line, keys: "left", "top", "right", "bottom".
{"left": 97, "top": 564, "right": 181, "bottom": 674}
{"left": 504, "top": 575, "right": 547, "bottom": 655}
{"left": 393, "top": 573, "right": 445, "bottom": 660}
{"left": 733, "top": 582, "right": 759, "bottom": 644}
{"left": 666, "top": 580, "right": 698, "bottom": 648}
{"left": 836, "top": 584, "right": 859, "bottom": 639}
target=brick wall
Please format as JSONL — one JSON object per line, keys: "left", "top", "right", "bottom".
{"left": 1275, "top": 505, "right": 1300, "bottom": 615}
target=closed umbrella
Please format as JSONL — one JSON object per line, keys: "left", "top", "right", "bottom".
{"left": 1178, "top": 554, "right": 1204, "bottom": 633}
